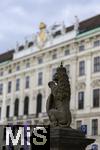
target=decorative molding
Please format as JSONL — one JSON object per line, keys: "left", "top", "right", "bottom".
{"left": 74, "top": 111, "right": 100, "bottom": 119}
{"left": 91, "top": 79, "right": 100, "bottom": 88}
{"left": 76, "top": 82, "right": 86, "bottom": 90}
{"left": 33, "top": 89, "right": 45, "bottom": 100}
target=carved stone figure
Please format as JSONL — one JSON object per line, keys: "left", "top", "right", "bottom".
{"left": 46, "top": 63, "right": 72, "bottom": 127}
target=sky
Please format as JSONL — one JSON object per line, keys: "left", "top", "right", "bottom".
{"left": 0, "top": 0, "right": 99, "bottom": 53}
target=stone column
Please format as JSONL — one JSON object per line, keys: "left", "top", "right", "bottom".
{"left": 70, "top": 58, "right": 77, "bottom": 110}
{"left": 29, "top": 70, "right": 35, "bottom": 115}
{"left": 70, "top": 58, "right": 77, "bottom": 127}
{"left": 10, "top": 76, "right": 15, "bottom": 117}
{"left": 85, "top": 54, "right": 92, "bottom": 113}
{"left": 42, "top": 65, "right": 51, "bottom": 113}
{"left": 19, "top": 73, "right": 25, "bottom": 116}
{"left": 1, "top": 79, "right": 7, "bottom": 122}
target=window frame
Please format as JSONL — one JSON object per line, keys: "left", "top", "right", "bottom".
{"left": 94, "top": 56, "right": 100, "bottom": 72}
{"left": 64, "top": 49, "right": 70, "bottom": 56}
{"left": 94, "top": 40, "right": 100, "bottom": 47}
{"left": 16, "top": 78, "right": 20, "bottom": 91}
{"left": 52, "top": 52, "right": 57, "bottom": 60}
{"left": 14, "top": 98, "right": 19, "bottom": 117}
{"left": 16, "top": 65, "right": 20, "bottom": 71}
{"left": 0, "top": 83, "right": 3, "bottom": 95}
{"left": 78, "top": 91, "right": 84, "bottom": 110}
{"left": 91, "top": 119, "right": 98, "bottom": 136}
{"left": 24, "top": 96, "right": 29, "bottom": 115}
{"left": 38, "top": 57, "right": 43, "bottom": 64}
{"left": 25, "top": 76, "right": 30, "bottom": 89}
{"left": 38, "top": 72, "right": 43, "bottom": 86}
{"left": 79, "top": 60, "right": 85, "bottom": 76}
{"left": 79, "top": 45, "right": 85, "bottom": 52}
{"left": 6, "top": 105, "right": 10, "bottom": 118}
{"left": 8, "top": 81, "right": 12, "bottom": 93}
{"left": 65, "top": 64, "right": 70, "bottom": 77}
{"left": 93, "top": 89, "right": 100, "bottom": 108}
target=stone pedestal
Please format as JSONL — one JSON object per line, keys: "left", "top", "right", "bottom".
{"left": 50, "top": 127, "right": 95, "bottom": 150}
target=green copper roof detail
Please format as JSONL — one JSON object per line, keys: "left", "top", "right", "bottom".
{"left": 76, "top": 27, "right": 100, "bottom": 39}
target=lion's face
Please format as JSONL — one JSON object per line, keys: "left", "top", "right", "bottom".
{"left": 52, "top": 72, "right": 58, "bottom": 83}
{"left": 53, "top": 72, "right": 63, "bottom": 82}
{"left": 53, "top": 70, "right": 69, "bottom": 84}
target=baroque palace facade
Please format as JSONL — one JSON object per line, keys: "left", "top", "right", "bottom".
{"left": 0, "top": 14, "right": 100, "bottom": 149}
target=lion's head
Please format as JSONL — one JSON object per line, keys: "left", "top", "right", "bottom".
{"left": 53, "top": 64, "right": 69, "bottom": 83}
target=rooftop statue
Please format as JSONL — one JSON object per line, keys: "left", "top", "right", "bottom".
{"left": 46, "top": 62, "right": 72, "bottom": 127}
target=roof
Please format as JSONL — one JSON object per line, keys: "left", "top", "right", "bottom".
{"left": 54, "top": 14, "right": 100, "bottom": 37}
{"left": 0, "top": 50, "right": 14, "bottom": 63}
{"left": 79, "top": 14, "right": 100, "bottom": 33}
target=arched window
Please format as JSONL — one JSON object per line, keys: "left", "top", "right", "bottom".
{"left": 36, "top": 93, "right": 42, "bottom": 116}
{"left": 14, "top": 98, "right": 19, "bottom": 116}
{"left": 24, "top": 96, "right": 29, "bottom": 115}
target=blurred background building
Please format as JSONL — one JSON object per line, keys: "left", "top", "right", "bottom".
{"left": 0, "top": 14, "right": 100, "bottom": 149}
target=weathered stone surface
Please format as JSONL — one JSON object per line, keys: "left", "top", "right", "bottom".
{"left": 46, "top": 63, "right": 71, "bottom": 127}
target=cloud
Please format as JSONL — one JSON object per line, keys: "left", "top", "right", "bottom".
{"left": 0, "top": 0, "right": 99, "bottom": 52}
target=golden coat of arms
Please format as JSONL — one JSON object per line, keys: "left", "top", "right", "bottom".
{"left": 36, "top": 22, "right": 48, "bottom": 49}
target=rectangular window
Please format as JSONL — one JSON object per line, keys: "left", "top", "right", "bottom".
{"left": 76, "top": 120, "right": 82, "bottom": 130}
{"left": 79, "top": 61, "right": 85, "bottom": 76}
{"left": 3, "top": 127, "right": 6, "bottom": 141}
{"left": 94, "top": 56, "right": 100, "bottom": 72}
{"left": 25, "top": 76, "right": 30, "bottom": 89}
{"left": 52, "top": 53, "right": 57, "bottom": 59}
{"left": 78, "top": 92, "right": 84, "bottom": 109}
{"left": 38, "top": 72, "right": 43, "bottom": 86}
{"left": 65, "top": 49, "right": 70, "bottom": 56}
{"left": 92, "top": 119, "right": 98, "bottom": 136}
{"left": 16, "top": 78, "right": 20, "bottom": 91}
{"left": 8, "top": 81, "right": 12, "bottom": 93}
{"left": 94, "top": 40, "right": 100, "bottom": 47}
{"left": 26, "top": 62, "right": 30, "bottom": 68}
{"left": 79, "top": 45, "right": 85, "bottom": 52}
{"left": 16, "top": 65, "right": 20, "bottom": 71}
{"left": 65, "top": 64, "right": 70, "bottom": 77}
{"left": 0, "top": 107, "right": 1, "bottom": 120}
{"left": 93, "top": 89, "right": 100, "bottom": 108}
{"left": 0, "top": 71, "right": 3, "bottom": 76}
{"left": 8, "top": 69, "right": 12, "bottom": 74}
{"left": 52, "top": 68, "right": 57, "bottom": 79}
{"left": 0, "top": 83, "right": 3, "bottom": 95}
{"left": 6, "top": 105, "right": 10, "bottom": 118}
{"left": 38, "top": 57, "right": 43, "bottom": 64}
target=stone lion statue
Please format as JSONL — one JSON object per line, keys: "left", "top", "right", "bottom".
{"left": 46, "top": 63, "right": 72, "bottom": 127}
